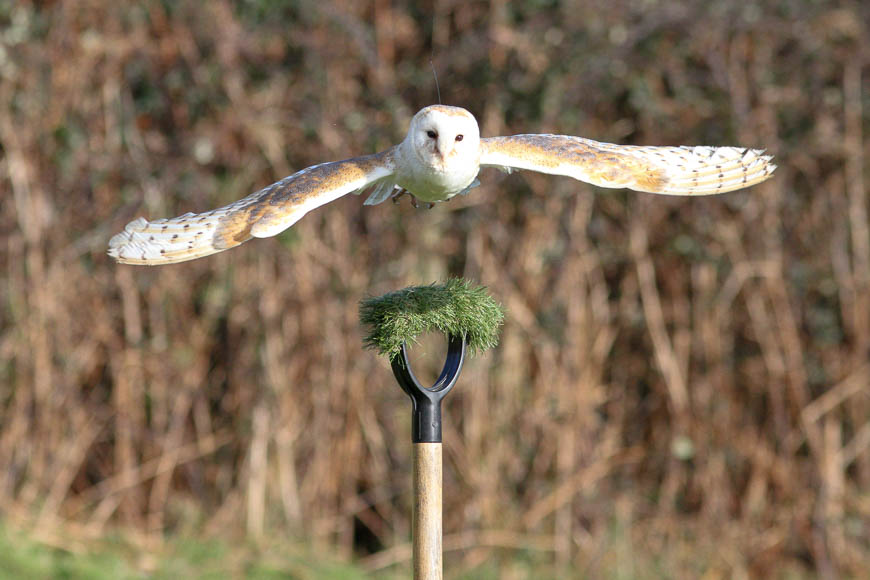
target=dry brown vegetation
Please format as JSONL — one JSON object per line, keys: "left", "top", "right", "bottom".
{"left": 1, "top": 1, "right": 869, "bottom": 577}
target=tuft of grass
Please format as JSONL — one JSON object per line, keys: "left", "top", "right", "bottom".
{"left": 359, "top": 278, "right": 504, "bottom": 360}
{"left": 0, "top": 524, "right": 400, "bottom": 579}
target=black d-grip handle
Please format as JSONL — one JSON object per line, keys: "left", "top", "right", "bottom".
{"left": 391, "top": 334, "right": 467, "bottom": 443}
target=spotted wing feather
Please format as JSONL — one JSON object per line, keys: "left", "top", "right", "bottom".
{"left": 480, "top": 135, "right": 775, "bottom": 195}
{"left": 108, "top": 149, "right": 397, "bottom": 265}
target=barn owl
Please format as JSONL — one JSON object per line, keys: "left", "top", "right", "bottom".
{"left": 108, "top": 105, "right": 776, "bottom": 265}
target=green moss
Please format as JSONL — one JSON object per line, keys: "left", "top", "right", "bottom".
{"left": 359, "top": 279, "right": 504, "bottom": 360}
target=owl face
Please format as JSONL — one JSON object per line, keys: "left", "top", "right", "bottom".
{"left": 408, "top": 105, "right": 480, "bottom": 171}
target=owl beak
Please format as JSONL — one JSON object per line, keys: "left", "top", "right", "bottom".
{"left": 435, "top": 137, "right": 451, "bottom": 163}
{"left": 431, "top": 145, "right": 447, "bottom": 166}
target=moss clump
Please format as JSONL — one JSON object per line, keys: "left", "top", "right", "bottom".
{"left": 359, "top": 278, "right": 504, "bottom": 360}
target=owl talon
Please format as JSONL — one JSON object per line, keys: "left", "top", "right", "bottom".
{"left": 390, "top": 188, "right": 411, "bottom": 205}
{"left": 388, "top": 189, "right": 431, "bottom": 209}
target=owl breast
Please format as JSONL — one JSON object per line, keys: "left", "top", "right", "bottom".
{"left": 395, "top": 149, "right": 481, "bottom": 203}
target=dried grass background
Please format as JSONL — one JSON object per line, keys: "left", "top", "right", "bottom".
{"left": 1, "top": 1, "right": 869, "bottom": 577}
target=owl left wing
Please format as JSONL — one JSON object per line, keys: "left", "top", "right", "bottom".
{"left": 479, "top": 135, "right": 775, "bottom": 195}
{"left": 108, "top": 148, "right": 397, "bottom": 265}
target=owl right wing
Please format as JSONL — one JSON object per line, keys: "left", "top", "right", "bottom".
{"left": 108, "top": 148, "right": 398, "bottom": 265}
{"left": 479, "top": 135, "right": 775, "bottom": 195}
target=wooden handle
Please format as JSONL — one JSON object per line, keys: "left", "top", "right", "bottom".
{"left": 413, "top": 442, "right": 442, "bottom": 580}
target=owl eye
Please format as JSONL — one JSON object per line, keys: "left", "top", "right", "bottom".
{"left": 426, "top": 130, "right": 437, "bottom": 139}
{"left": 455, "top": 134, "right": 464, "bottom": 142}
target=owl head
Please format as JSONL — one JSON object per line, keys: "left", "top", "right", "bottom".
{"left": 406, "top": 105, "right": 481, "bottom": 171}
